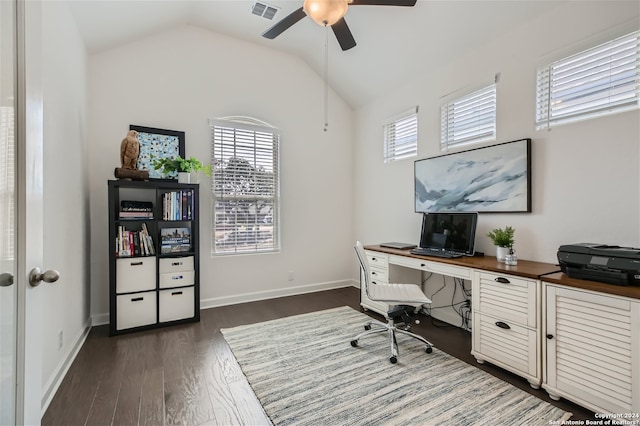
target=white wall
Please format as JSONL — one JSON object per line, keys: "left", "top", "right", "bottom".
{"left": 88, "top": 26, "right": 355, "bottom": 321}
{"left": 41, "top": 0, "right": 90, "bottom": 411}
{"left": 354, "top": 1, "right": 639, "bottom": 324}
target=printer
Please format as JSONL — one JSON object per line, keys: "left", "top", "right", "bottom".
{"left": 557, "top": 243, "right": 640, "bottom": 286}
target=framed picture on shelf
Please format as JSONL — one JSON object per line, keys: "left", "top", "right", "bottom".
{"left": 160, "top": 227, "right": 191, "bottom": 254}
{"left": 131, "top": 125, "right": 185, "bottom": 180}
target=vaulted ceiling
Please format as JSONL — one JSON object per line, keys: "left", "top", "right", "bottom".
{"left": 68, "top": 0, "right": 564, "bottom": 108}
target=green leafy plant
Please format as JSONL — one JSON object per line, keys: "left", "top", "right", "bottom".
{"left": 152, "top": 155, "right": 211, "bottom": 177}
{"left": 486, "top": 226, "right": 515, "bottom": 248}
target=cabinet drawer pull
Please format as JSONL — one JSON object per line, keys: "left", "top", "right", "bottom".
{"left": 130, "top": 261, "right": 143, "bottom": 266}
{"left": 172, "top": 261, "right": 183, "bottom": 266}
{"left": 421, "top": 264, "right": 426, "bottom": 267}
{"left": 171, "top": 291, "right": 183, "bottom": 296}
{"left": 494, "top": 277, "right": 510, "bottom": 284}
{"left": 172, "top": 275, "right": 183, "bottom": 280}
{"left": 495, "top": 321, "right": 510, "bottom": 330}
{"left": 546, "top": 334, "right": 554, "bottom": 340}
{"left": 131, "top": 297, "right": 144, "bottom": 302}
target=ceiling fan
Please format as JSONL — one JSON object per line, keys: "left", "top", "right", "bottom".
{"left": 262, "top": 0, "right": 417, "bottom": 51}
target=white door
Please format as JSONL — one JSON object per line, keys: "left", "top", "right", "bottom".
{"left": 1, "top": 0, "right": 46, "bottom": 424}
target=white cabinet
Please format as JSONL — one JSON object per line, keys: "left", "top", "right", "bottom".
{"left": 543, "top": 284, "right": 640, "bottom": 414}
{"left": 471, "top": 270, "right": 541, "bottom": 388}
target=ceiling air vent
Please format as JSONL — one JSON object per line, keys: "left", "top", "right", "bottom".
{"left": 251, "top": 2, "right": 279, "bottom": 20}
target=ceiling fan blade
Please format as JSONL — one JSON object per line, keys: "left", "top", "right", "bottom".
{"left": 262, "top": 7, "right": 307, "bottom": 39}
{"left": 332, "top": 18, "right": 357, "bottom": 51}
{"left": 350, "top": 0, "right": 417, "bottom": 6}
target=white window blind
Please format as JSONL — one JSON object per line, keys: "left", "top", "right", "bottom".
{"left": 536, "top": 30, "right": 640, "bottom": 130}
{"left": 383, "top": 107, "right": 418, "bottom": 163}
{"left": 441, "top": 84, "right": 496, "bottom": 150}
{"left": 210, "top": 117, "right": 280, "bottom": 255}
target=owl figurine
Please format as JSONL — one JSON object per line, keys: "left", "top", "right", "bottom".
{"left": 120, "top": 130, "right": 140, "bottom": 170}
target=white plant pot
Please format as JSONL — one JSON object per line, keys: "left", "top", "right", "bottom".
{"left": 496, "top": 246, "right": 509, "bottom": 262}
{"left": 177, "top": 172, "right": 191, "bottom": 184}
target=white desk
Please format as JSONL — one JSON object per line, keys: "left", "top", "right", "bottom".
{"left": 363, "top": 245, "right": 640, "bottom": 415}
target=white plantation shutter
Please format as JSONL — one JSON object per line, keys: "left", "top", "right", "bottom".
{"left": 210, "top": 117, "right": 280, "bottom": 255}
{"left": 441, "top": 84, "right": 496, "bottom": 150}
{"left": 383, "top": 107, "right": 418, "bottom": 163}
{"left": 536, "top": 30, "right": 640, "bottom": 129}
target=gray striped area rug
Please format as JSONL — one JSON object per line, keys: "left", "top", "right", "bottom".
{"left": 221, "top": 306, "right": 572, "bottom": 426}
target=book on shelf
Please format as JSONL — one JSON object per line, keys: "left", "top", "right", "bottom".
{"left": 161, "top": 189, "right": 194, "bottom": 221}
{"left": 115, "top": 222, "right": 155, "bottom": 257}
{"left": 160, "top": 227, "right": 191, "bottom": 254}
{"left": 119, "top": 199, "right": 154, "bottom": 220}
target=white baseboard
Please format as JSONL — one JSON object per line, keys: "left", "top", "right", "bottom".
{"left": 41, "top": 317, "right": 92, "bottom": 415}
{"left": 200, "top": 279, "right": 359, "bottom": 310}
{"left": 91, "top": 280, "right": 360, "bottom": 325}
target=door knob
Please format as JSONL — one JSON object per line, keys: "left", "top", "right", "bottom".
{"left": 29, "top": 268, "right": 60, "bottom": 287}
{"left": 0, "top": 273, "right": 14, "bottom": 287}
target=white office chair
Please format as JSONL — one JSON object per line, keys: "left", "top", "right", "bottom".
{"left": 351, "top": 241, "right": 434, "bottom": 363}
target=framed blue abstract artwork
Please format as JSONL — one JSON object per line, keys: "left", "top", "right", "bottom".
{"left": 414, "top": 138, "right": 531, "bottom": 213}
{"left": 130, "top": 125, "right": 185, "bottom": 180}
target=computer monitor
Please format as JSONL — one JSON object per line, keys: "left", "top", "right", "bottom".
{"left": 419, "top": 212, "right": 478, "bottom": 256}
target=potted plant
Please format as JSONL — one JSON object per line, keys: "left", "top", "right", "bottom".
{"left": 152, "top": 155, "right": 212, "bottom": 183}
{"left": 486, "top": 226, "right": 515, "bottom": 262}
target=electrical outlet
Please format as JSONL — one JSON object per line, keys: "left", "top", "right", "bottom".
{"left": 288, "top": 270, "right": 294, "bottom": 281}
{"left": 57, "top": 330, "right": 63, "bottom": 350}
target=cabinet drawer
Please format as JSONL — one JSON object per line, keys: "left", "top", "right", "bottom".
{"left": 116, "top": 257, "right": 156, "bottom": 293}
{"left": 159, "top": 270, "right": 195, "bottom": 289}
{"left": 116, "top": 291, "right": 157, "bottom": 330}
{"left": 366, "top": 251, "right": 388, "bottom": 269}
{"left": 159, "top": 287, "right": 195, "bottom": 322}
{"left": 159, "top": 256, "right": 194, "bottom": 273}
{"left": 473, "top": 312, "right": 538, "bottom": 378}
{"left": 475, "top": 271, "right": 537, "bottom": 327}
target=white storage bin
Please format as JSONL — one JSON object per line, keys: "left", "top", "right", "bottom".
{"left": 159, "top": 256, "right": 194, "bottom": 274}
{"left": 116, "top": 257, "right": 156, "bottom": 293}
{"left": 159, "top": 270, "right": 195, "bottom": 289}
{"left": 159, "top": 286, "right": 195, "bottom": 322}
{"left": 116, "top": 291, "right": 157, "bottom": 330}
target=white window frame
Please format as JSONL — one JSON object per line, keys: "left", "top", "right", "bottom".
{"left": 536, "top": 30, "right": 640, "bottom": 130}
{"left": 210, "top": 117, "right": 280, "bottom": 255}
{"left": 441, "top": 83, "right": 497, "bottom": 151}
{"left": 383, "top": 106, "right": 418, "bottom": 163}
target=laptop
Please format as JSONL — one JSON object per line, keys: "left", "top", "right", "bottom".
{"left": 411, "top": 212, "right": 478, "bottom": 258}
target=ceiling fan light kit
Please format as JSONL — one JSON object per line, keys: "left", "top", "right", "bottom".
{"left": 303, "top": 0, "right": 350, "bottom": 27}
{"left": 262, "top": 0, "right": 417, "bottom": 51}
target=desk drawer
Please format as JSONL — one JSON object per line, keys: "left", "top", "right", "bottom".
{"left": 366, "top": 251, "right": 388, "bottom": 269}
{"left": 475, "top": 271, "right": 537, "bottom": 327}
{"left": 369, "top": 265, "right": 388, "bottom": 283}
{"left": 473, "top": 312, "right": 538, "bottom": 378}
{"left": 390, "top": 255, "right": 471, "bottom": 279}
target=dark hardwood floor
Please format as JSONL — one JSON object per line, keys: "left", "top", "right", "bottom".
{"left": 43, "top": 287, "right": 595, "bottom": 425}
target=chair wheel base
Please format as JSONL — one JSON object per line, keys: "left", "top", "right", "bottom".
{"left": 350, "top": 340, "right": 358, "bottom": 347}
{"left": 426, "top": 346, "right": 433, "bottom": 354}
{"left": 364, "top": 324, "right": 371, "bottom": 330}
{"left": 389, "top": 356, "right": 397, "bottom": 364}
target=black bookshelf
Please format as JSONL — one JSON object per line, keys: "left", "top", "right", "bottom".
{"left": 108, "top": 179, "right": 200, "bottom": 336}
